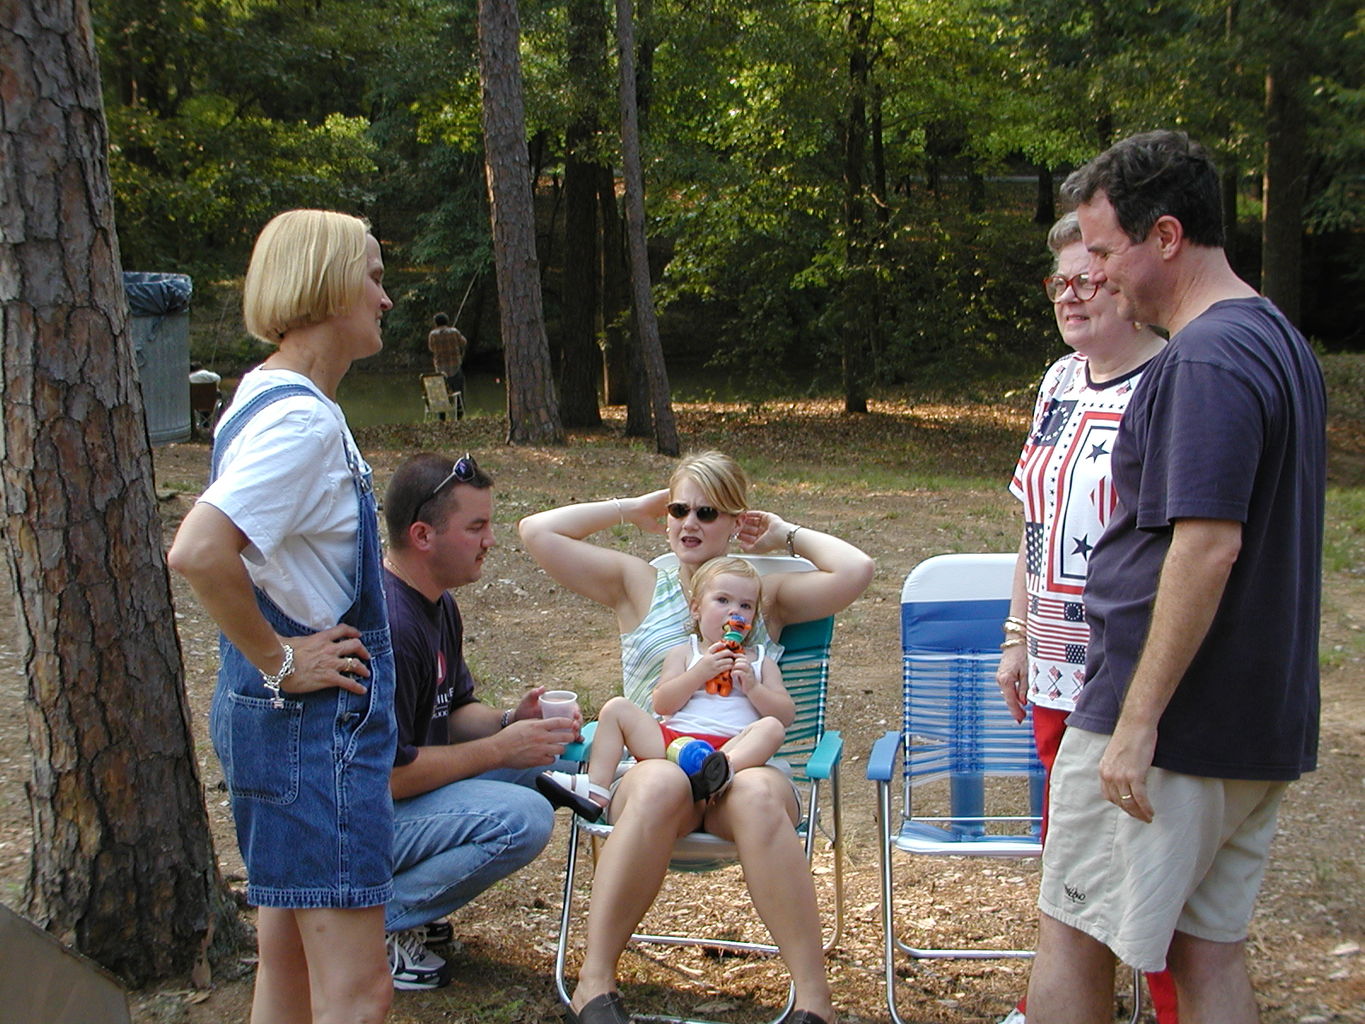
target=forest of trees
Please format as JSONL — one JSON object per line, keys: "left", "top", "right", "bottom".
{"left": 96, "top": 0, "right": 1365, "bottom": 401}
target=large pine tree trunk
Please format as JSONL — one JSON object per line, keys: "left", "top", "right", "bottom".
{"left": 0, "top": 0, "right": 241, "bottom": 986}
{"left": 1261, "top": 62, "right": 1306, "bottom": 326}
{"left": 597, "top": 168, "right": 634, "bottom": 409}
{"left": 559, "top": 0, "right": 608, "bottom": 428}
{"left": 561, "top": 153, "right": 603, "bottom": 427}
{"left": 478, "top": 0, "right": 565, "bottom": 445}
{"left": 613, "top": 0, "right": 678, "bottom": 455}
{"left": 841, "top": 0, "right": 873, "bottom": 414}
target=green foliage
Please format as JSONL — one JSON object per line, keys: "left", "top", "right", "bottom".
{"left": 88, "top": 0, "right": 1362, "bottom": 387}
{"left": 108, "top": 100, "right": 377, "bottom": 277}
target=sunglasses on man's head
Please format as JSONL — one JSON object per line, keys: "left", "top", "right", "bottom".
{"left": 667, "top": 502, "right": 721, "bottom": 523}
{"left": 409, "top": 453, "right": 478, "bottom": 528}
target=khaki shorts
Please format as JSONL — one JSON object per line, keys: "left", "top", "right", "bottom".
{"left": 1038, "top": 728, "right": 1287, "bottom": 971}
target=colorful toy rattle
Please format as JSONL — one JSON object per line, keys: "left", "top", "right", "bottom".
{"left": 704, "top": 613, "right": 750, "bottom": 696}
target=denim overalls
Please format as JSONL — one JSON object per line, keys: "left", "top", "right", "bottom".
{"left": 209, "top": 383, "right": 396, "bottom": 909}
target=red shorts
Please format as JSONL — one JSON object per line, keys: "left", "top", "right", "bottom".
{"left": 1031, "top": 703, "right": 1069, "bottom": 841}
{"left": 659, "top": 723, "right": 732, "bottom": 751}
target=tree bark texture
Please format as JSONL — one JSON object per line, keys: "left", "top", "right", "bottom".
{"left": 597, "top": 168, "right": 633, "bottom": 408}
{"left": 1261, "top": 62, "right": 1306, "bottom": 326}
{"left": 841, "top": 0, "right": 873, "bottom": 414}
{"left": 613, "top": 0, "right": 678, "bottom": 456}
{"left": 0, "top": 0, "right": 238, "bottom": 985}
{"left": 558, "top": 0, "right": 609, "bottom": 428}
{"left": 477, "top": 0, "right": 565, "bottom": 445}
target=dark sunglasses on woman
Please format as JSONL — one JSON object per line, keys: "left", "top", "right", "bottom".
{"left": 666, "top": 502, "right": 721, "bottom": 523}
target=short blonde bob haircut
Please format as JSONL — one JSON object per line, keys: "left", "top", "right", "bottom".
{"left": 669, "top": 451, "right": 749, "bottom": 517}
{"left": 243, "top": 210, "right": 371, "bottom": 344}
{"left": 688, "top": 556, "right": 764, "bottom": 638}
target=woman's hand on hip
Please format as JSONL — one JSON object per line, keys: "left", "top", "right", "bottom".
{"left": 284, "top": 624, "right": 370, "bottom": 696}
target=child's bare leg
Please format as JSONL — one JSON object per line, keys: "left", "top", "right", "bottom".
{"left": 589, "top": 697, "right": 667, "bottom": 795}
{"left": 718, "top": 717, "right": 787, "bottom": 773}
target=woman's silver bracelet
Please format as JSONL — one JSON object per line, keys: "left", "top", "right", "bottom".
{"left": 260, "top": 643, "right": 294, "bottom": 709}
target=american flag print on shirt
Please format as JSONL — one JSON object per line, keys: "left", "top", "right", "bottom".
{"left": 1008, "top": 355, "right": 1148, "bottom": 710}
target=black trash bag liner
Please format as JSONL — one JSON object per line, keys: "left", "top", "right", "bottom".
{"left": 122, "top": 272, "right": 192, "bottom": 316}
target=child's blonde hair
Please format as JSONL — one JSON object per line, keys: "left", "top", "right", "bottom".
{"left": 689, "top": 557, "right": 763, "bottom": 640}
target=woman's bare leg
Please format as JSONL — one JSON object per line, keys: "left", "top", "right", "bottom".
{"left": 718, "top": 717, "right": 787, "bottom": 773}
{"left": 295, "top": 905, "right": 392, "bottom": 1024}
{"left": 705, "top": 767, "right": 833, "bottom": 1021}
{"left": 252, "top": 908, "right": 312, "bottom": 1024}
{"left": 570, "top": 759, "right": 703, "bottom": 1015}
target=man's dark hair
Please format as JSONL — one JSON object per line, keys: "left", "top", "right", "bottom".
{"left": 385, "top": 452, "right": 493, "bottom": 546}
{"left": 1061, "top": 130, "right": 1224, "bottom": 248}
{"left": 433, "top": 312, "right": 450, "bottom": 326}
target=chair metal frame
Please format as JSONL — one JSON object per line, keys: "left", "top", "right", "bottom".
{"left": 552, "top": 554, "right": 844, "bottom": 1024}
{"left": 868, "top": 553, "right": 1140, "bottom": 1024}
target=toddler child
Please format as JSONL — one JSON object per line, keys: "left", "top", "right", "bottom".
{"left": 537, "top": 557, "right": 794, "bottom": 821}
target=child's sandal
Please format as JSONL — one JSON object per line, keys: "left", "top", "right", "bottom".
{"left": 536, "top": 771, "right": 610, "bottom": 821}
{"left": 688, "top": 751, "right": 733, "bottom": 802}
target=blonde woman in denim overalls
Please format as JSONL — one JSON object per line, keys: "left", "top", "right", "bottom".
{"left": 170, "top": 210, "right": 397, "bottom": 1024}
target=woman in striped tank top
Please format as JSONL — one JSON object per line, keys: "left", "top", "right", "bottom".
{"left": 519, "top": 451, "right": 872, "bottom": 1024}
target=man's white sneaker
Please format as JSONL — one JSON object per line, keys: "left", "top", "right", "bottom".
{"left": 416, "top": 918, "right": 454, "bottom": 947}
{"left": 386, "top": 928, "right": 450, "bottom": 990}
{"left": 997, "top": 1008, "right": 1026, "bottom": 1024}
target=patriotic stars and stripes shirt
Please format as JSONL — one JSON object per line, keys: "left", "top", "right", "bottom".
{"left": 1008, "top": 353, "right": 1152, "bottom": 711}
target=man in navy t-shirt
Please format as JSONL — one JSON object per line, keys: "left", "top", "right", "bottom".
{"left": 1025, "top": 131, "right": 1325, "bottom": 1024}
{"left": 378, "top": 453, "right": 576, "bottom": 989}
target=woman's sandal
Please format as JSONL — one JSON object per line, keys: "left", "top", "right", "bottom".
{"left": 536, "top": 771, "right": 610, "bottom": 821}
{"left": 688, "top": 750, "right": 733, "bottom": 802}
{"left": 565, "top": 991, "right": 630, "bottom": 1024}
{"left": 782, "top": 1011, "right": 832, "bottom": 1024}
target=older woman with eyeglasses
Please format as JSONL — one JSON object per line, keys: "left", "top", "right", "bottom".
{"left": 519, "top": 452, "right": 873, "bottom": 1024}
{"left": 994, "top": 212, "right": 1175, "bottom": 1024}
{"left": 169, "top": 210, "right": 397, "bottom": 1024}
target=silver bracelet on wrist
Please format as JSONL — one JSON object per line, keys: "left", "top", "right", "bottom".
{"left": 611, "top": 497, "right": 625, "bottom": 525}
{"left": 500, "top": 708, "right": 514, "bottom": 729}
{"left": 260, "top": 643, "right": 294, "bottom": 709}
{"left": 785, "top": 525, "right": 803, "bottom": 557}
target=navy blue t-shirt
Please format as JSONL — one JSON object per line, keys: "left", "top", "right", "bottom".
{"left": 1073, "top": 297, "right": 1325, "bottom": 781}
{"left": 383, "top": 569, "right": 478, "bottom": 767}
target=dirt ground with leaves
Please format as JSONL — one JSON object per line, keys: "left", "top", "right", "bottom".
{"left": 1, "top": 396, "right": 1361, "bottom": 1024}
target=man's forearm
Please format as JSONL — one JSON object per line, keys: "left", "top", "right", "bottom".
{"left": 390, "top": 735, "right": 505, "bottom": 801}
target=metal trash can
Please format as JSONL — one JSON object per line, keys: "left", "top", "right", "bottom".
{"left": 123, "top": 272, "right": 193, "bottom": 445}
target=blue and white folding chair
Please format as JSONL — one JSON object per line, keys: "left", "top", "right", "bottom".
{"left": 553, "top": 554, "right": 844, "bottom": 1024}
{"left": 868, "top": 552, "right": 1139, "bottom": 1024}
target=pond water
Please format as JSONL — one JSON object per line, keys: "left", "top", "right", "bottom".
{"left": 326, "top": 364, "right": 820, "bottom": 429}
{"left": 335, "top": 369, "right": 506, "bottom": 428}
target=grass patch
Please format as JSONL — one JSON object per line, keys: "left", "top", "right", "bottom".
{"left": 1323, "top": 487, "right": 1365, "bottom": 576}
